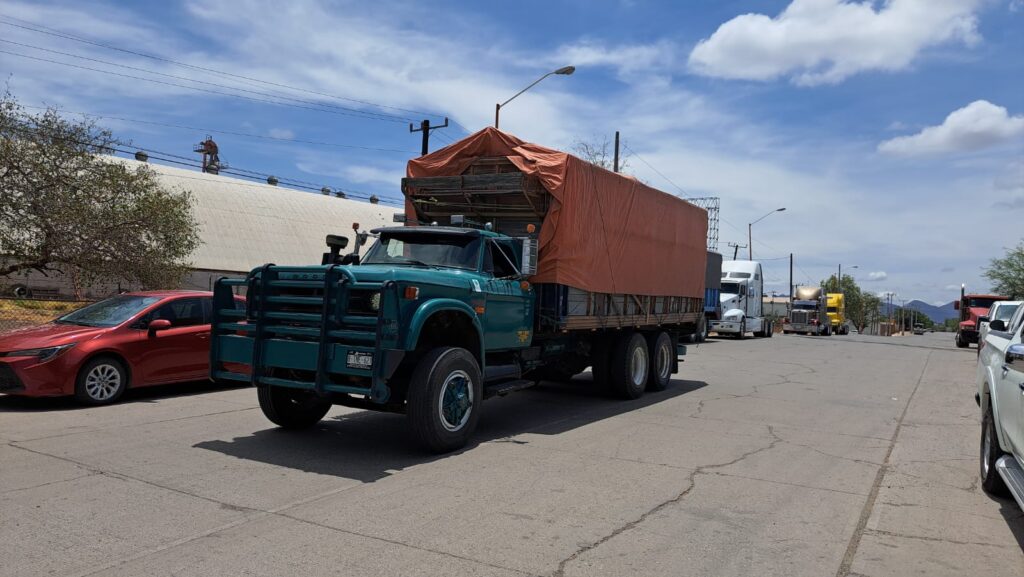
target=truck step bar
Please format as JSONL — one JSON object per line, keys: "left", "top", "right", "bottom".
{"left": 484, "top": 379, "right": 536, "bottom": 399}
{"left": 996, "top": 456, "right": 1024, "bottom": 510}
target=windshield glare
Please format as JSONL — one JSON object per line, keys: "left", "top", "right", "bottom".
{"left": 56, "top": 295, "right": 161, "bottom": 327}
{"left": 995, "top": 304, "right": 1020, "bottom": 321}
{"left": 362, "top": 233, "right": 481, "bottom": 270}
{"left": 721, "top": 282, "right": 740, "bottom": 295}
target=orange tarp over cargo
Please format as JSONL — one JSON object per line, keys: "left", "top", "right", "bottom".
{"left": 406, "top": 127, "right": 708, "bottom": 298}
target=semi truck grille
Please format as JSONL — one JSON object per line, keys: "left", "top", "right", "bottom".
{"left": 791, "top": 311, "right": 809, "bottom": 324}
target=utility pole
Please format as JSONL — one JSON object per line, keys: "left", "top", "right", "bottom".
{"left": 409, "top": 118, "right": 449, "bottom": 156}
{"left": 728, "top": 242, "right": 747, "bottom": 260}
{"left": 613, "top": 131, "right": 620, "bottom": 173}
{"left": 748, "top": 224, "right": 752, "bottom": 260}
{"left": 789, "top": 253, "right": 794, "bottom": 302}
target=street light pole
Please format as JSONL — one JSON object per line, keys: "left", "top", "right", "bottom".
{"left": 495, "top": 66, "right": 575, "bottom": 129}
{"left": 748, "top": 207, "right": 786, "bottom": 260}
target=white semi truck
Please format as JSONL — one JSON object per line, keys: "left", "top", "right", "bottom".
{"left": 710, "top": 260, "right": 775, "bottom": 339}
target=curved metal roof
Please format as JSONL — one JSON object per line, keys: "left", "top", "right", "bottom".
{"left": 121, "top": 158, "right": 398, "bottom": 273}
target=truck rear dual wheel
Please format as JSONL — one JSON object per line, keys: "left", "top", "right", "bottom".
{"left": 609, "top": 332, "right": 649, "bottom": 400}
{"left": 407, "top": 347, "right": 483, "bottom": 453}
{"left": 645, "top": 332, "right": 673, "bottom": 392}
{"left": 258, "top": 386, "right": 332, "bottom": 429}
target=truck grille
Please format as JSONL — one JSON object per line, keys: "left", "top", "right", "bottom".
{"left": 791, "top": 311, "right": 809, "bottom": 324}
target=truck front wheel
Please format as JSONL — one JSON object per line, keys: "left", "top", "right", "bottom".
{"left": 407, "top": 347, "right": 483, "bottom": 453}
{"left": 956, "top": 333, "right": 968, "bottom": 348}
{"left": 645, "top": 331, "right": 673, "bottom": 392}
{"left": 609, "top": 332, "right": 649, "bottom": 399}
{"left": 980, "top": 398, "right": 1009, "bottom": 496}
{"left": 258, "top": 386, "right": 332, "bottom": 429}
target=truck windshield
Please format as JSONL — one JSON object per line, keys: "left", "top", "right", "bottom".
{"left": 362, "top": 233, "right": 482, "bottom": 270}
{"left": 794, "top": 303, "right": 818, "bottom": 310}
{"left": 968, "top": 297, "right": 1000, "bottom": 308}
{"left": 721, "top": 282, "right": 741, "bottom": 295}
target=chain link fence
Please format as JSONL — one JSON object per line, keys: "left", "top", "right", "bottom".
{"left": 0, "top": 297, "right": 94, "bottom": 332}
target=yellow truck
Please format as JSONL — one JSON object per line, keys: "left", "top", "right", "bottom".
{"left": 827, "top": 293, "right": 849, "bottom": 335}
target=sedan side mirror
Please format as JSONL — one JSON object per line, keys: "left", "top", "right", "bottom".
{"left": 148, "top": 319, "right": 172, "bottom": 333}
{"left": 1006, "top": 343, "right": 1024, "bottom": 366}
{"left": 990, "top": 319, "right": 1006, "bottom": 332}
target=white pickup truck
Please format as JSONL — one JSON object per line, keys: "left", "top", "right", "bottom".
{"left": 976, "top": 308, "right": 1024, "bottom": 508}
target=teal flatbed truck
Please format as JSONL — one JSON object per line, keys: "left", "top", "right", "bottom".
{"left": 211, "top": 131, "right": 707, "bottom": 452}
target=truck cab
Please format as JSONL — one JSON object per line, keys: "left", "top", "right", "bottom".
{"left": 955, "top": 288, "right": 1008, "bottom": 348}
{"left": 711, "top": 260, "right": 773, "bottom": 339}
{"left": 826, "top": 293, "right": 848, "bottom": 335}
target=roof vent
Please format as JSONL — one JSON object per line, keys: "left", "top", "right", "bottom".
{"left": 321, "top": 187, "right": 331, "bottom": 195}
{"left": 369, "top": 195, "right": 379, "bottom": 204}
{"left": 134, "top": 151, "right": 148, "bottom": 162}
{"left": 334, "top": 191, "right": 346, "bottom": 199}
{"left": 267, "top": 176, "right": 279, "bottom": 186}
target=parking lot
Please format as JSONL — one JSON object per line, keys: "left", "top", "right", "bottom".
{"left": 2, "top": 331, "right": 1022, "bottom": 577}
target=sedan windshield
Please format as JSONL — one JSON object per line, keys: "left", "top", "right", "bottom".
{"left": 362, "top": 233, "right": 481, "bottom": 270}
{"left": 56, "top": 295, "right": 161, "bottom": 327}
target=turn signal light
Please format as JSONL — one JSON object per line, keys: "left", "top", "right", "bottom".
{"left": 520, "top": 281, "right": 530, "bottom": 291}
{"left": 526, "top": 223, "right": 536, "bottom": 234}
{"left": 404, "top": 286, "right": 420, "bottom": 299}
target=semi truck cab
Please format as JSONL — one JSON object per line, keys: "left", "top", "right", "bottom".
{"left": 711, "top": 260, "right": 773, "bottom": 339}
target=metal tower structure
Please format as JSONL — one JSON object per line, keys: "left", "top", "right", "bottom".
{"left": 684, "top": 196, "right": 720, "bottom": 252}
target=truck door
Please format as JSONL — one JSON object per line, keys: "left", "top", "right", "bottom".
{"left": 481, "top": 239, "right": 532, "bottom": 351}
{"left": 998, "top": 325, "right": 1024, "bottom": 452}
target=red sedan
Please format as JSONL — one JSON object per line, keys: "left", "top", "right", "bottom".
{"left": 0, "top": 290, "right": 245, "bottom": 405}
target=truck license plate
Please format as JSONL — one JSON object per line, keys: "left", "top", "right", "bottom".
{"left": 346, "top": 351, "right": 373, "bottom": 369}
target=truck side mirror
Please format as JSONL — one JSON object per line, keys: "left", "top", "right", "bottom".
{"left": 519, "top": 238, "right": 538, "bottom": 276}
{"left": 1005, "top": 343, "right": 1024, "bottom": 366}
{"left": 953, "top": 301, "right": 960, "bottom": 311}
{"left": 323, "top": 234, "right": 350, "bottom": 265}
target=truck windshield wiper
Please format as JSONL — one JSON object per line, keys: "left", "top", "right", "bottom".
{"left": 392, "top": 258, "right": 433, "bottom": 267}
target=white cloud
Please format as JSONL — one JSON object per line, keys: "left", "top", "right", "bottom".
{"left": 878, "top": 100, "right": 1024, "bottom": 156}
{"left": 864, "top": 271, "right": 888, "bottom": 282}
{"left": 688, "top": 0, "right": 982, "bottom": 85}
{"left": 944, "top": 284, "right": 960, "bottom": 291}
{"left": 268, "top": 128, "right": 295, "bottom": 139}
{"left": 1011, "top": 0, "right": 1024, "bottom": 13}
{"left": 341, "top": 165, "right": 399, "bottom": 186}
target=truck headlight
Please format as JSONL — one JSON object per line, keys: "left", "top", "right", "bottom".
{"left": 370, "top": 292, "right": 380, "bottom": 312}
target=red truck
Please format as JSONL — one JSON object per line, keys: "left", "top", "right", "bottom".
{"left": 955, "top": 285, "right": 1008, "bottom": 348}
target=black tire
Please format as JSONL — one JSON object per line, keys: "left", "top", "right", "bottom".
{"left": 980, "top": 398, "right": 1009, "bottom": 496}
{"left": 956, "top": 333, "right": 968, "bottom": 348}
{"left": 767, "top": 322, "right": 774, "bottom": 338}
{"left": 11, "top": 283, "right": 31, "bottom": 298}
{"left": 609, "top": 332, "right": 648, "bottom": 399}
{"left": 407, "top": 347, "right": 483, "bottom": 453}
{"left": 74, "top": 356, "right": 128, "bottom": 405}
{"left": 258, "top": 386, "right": 332, "bottom": 429}
{"left": 646, "top": 332, "right": 673, "bottom": 392}
{"left": 591, "top": 334, "right": 614, "bottom": 391}
{"left": 736, "top": 319, "right": 746, "bottom": 340}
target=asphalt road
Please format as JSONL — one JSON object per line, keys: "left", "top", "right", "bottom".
{"left": 1, "top": 331, "right": 1022, "bottom": 576}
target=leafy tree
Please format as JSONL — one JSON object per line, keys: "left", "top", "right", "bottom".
{"left": 0, "top": 93, "right": 200, "bottom": 291}
{"left": 983, "top": 242, "right": 1024, "bottom": 298}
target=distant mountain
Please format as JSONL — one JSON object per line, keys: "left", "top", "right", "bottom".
{"left": 905, "top": 300, "right": 958, "bottom": 323}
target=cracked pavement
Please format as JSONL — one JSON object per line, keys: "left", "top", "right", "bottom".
{"left": 1, "top": 332, "right": 1022, "bottom": 576}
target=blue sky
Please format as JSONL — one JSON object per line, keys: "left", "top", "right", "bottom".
{"left": 2, "top": 0, "right": 1022, "bottom": 304}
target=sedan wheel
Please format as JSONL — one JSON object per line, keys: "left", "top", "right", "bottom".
{"left": 75, "top": 357, "right": 128, "bottom": 405}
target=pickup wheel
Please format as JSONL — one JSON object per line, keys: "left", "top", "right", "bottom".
{"left": 407, "top": 347, "right": 482, "bottom": 453}
{"left": 645, "top": 331, "right": 673, "bottom": 392}
{"left": 980, "top": 398, "right": 1009, "bottom": 496}
{"left": 609, "top": 332, "right": 649, "bottom": 399}
{"left": 258, "top": 386, "right": 332, "bottom": 429}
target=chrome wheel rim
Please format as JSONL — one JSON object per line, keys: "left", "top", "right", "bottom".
{"left": 85, "top": 364, "right": 121, "bottom": 401}
{"left": 630, "top": 344, "right": 648, "bottom": 385}
{"left": 438, "top": 370, "right": 473, "bottom": 432}
{"left": 657, "top": 341, "right": 671, "bottom": 380}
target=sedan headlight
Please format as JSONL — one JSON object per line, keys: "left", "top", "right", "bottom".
{"left": 0, "top": 343, "right": 77, "bottom": 362}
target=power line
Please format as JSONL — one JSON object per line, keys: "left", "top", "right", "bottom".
{"left": 0, "top": 15, "right": 454, "bottom": 123}
{"left": 0, "top": 38, "right": 415, "bottom": 123}
{"left": 19, "top": 105, "right": 417, "bottom": 153}
{"left": 4, "top": 123, "right": 405, "bottom": 205}
{"left": 0, "top": 49, "right": 413, "bottom": 124}
{"left": 622, "top": 143, "right": 688, "bottom": 196}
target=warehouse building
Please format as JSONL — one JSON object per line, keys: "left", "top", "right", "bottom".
{"left": 4, "top": 158, "right": 398, "bottom": 299}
